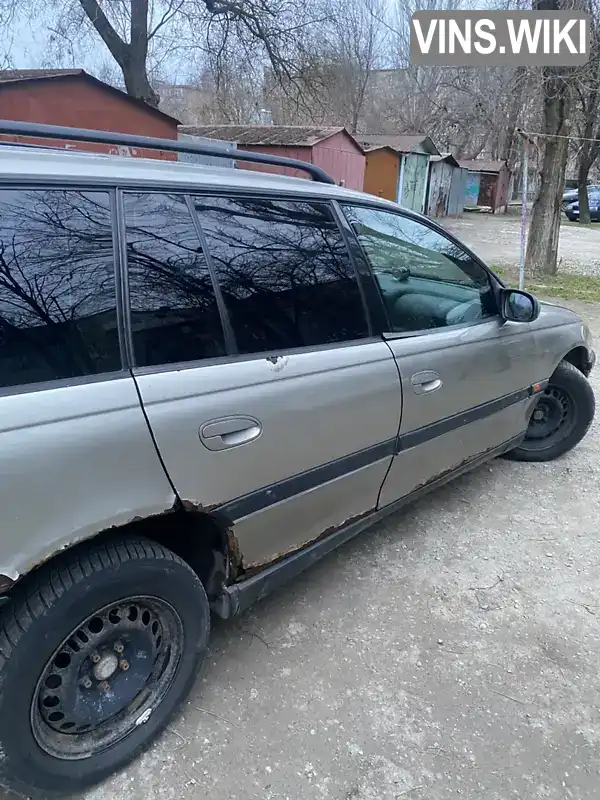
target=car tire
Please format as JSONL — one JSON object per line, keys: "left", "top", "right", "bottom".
{"left": 0, "top": 536, "right": 210, "bottom": 798}
{"left": 503, "top": 360, "right": 595, "bottom": 462}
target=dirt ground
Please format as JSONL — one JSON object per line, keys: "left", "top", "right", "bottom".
{"left": 4, "top": 304, "right": 600, "bottom": 800}
{"left": 443, "top": 211, "right": 600, "bottom": 276}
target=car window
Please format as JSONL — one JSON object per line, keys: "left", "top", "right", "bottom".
{"left": 0, "top": 189, "right": 121, "bottom": 390}
{"left": 124, "top": 192, "right": 227, "bottom": 367}
{"left": 343, "top": 205, "right": 496, "bottom": 333}
{"left": 191, "top": 196, "right": 368, "bottom": 354}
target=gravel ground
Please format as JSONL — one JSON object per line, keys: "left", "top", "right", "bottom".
{"left": 4, "top": 302, "right": 600, "bottom": 800}
{"left": 443, "top": 212, "right": 600, "bottom": 276}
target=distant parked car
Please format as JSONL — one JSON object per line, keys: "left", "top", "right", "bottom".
{"left": 562, "top": 184, "right": 600, "bottom": 206}
{"left": 564, "top": 188, "right": 600, "bottom": 221}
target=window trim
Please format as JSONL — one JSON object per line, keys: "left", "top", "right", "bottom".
{"left": 339, "top": 201, "right": 504, "bottom": 335}
{"left": 130, "top": 335, "right": 386, "bottom": 377}
{"left": 184, "top": 195, "right": 238, "bottom": 354}
{"left": 0, "top": 370, "right": 131, "bottom": 400}
{"left": 114, "top": 189, "right": 134, "bottom": 369}
{"left": 0, "top": 184, "right": 127, "bottom": 396}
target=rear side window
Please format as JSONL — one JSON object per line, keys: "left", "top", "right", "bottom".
{"left": 0, "top": 189, "right": 120, "bottom": 389}
{"left": 123, "top": 192, "right": 226, "bottom": 368}
{"left": 191, "top": 196, "right": 368, "bottom": 354}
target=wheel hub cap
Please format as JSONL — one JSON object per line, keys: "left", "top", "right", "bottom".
{"left": 93, "top": 652, "right": 119, "bottom": 681}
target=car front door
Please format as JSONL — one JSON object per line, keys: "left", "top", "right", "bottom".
{"left": 342, "top": 204, "right": 539, "bottom": 508}
{"left": 124, "top": 191, "right": 402, "bottom": 573}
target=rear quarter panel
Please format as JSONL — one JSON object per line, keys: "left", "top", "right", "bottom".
{"left": 0, "top": 375, "right": 176, "bottom": 585}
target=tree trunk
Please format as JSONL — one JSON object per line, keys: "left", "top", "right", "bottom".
{"left": 121, "top": 60, "right": 159, "bottom": 108}
{"left": 501, "top": 67, "right": 526, "bottom": 170}
{"left": 578, "top": 160, "right": 592, "bottom": 224}
{"left": 79, "top": 0, "right": 159, "bottom": 107}
{"left": 525, "top": 75, "right": 571, "bottom": 277}
{"left": 575, "top": 84, "right": 599, "bottom": 225}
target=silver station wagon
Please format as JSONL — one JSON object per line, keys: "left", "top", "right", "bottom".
{"left": 0, "top": 121, "right": 595, "bottom": 797}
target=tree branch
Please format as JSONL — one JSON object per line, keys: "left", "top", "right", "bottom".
{"left": 148, "top": 0, "right": 185, "bottom": 40}
{"left": 78, "top": 0, "right": 128, "bottom": 66}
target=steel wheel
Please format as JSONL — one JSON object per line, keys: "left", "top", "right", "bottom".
{"left": 503, "top": 361, "right": 595, "bottom": 462}
{"left": 31, "top": 596, "right": 183, "bottom": 760}
{"left": 524, "top": 385, "right": 575, "bottom": 450}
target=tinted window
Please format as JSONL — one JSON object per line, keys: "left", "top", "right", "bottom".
{"left": 192, "top": 196, "right": 368, "bottom": 354}
{"left": 124, "top": 193, "right": 226, "bottom": 367}
{"left": 344, "top": 206, "right": 496, "bottom": 332}
{"left": 0, "top": 189, "right": 120, "bottom": 389}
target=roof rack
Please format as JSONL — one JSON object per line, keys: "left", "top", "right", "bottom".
{"left": 0, "top": 119, "right": 336, "bottom": 185}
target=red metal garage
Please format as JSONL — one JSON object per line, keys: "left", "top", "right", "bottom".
{"left": 0, "top": 69, "right": 180, "bottom": 159}
{"left": 179, "top": 124, "right": 366, "bottom": 190}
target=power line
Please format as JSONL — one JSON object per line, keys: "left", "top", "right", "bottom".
{"left": 517, "top": 128, "right": 600, "bottom": 144}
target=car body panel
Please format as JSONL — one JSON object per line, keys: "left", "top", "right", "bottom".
{"left": 0, "top": 375, "right": 176, "bottom": 583}
{"left": 132, "top": 341, "right": 402, "bottom": 570}
{"left": 562, "top": 184, "right": 600, "bottom": 203}
{"left": 379, "top": 317, "right": 536, "bottom": 507}
{"left": 530, "top": 302, "right": 595, "bottom": 377}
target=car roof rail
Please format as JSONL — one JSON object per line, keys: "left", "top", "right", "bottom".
{"left": 0, "top": 119, "right": 337, "bottom": 185}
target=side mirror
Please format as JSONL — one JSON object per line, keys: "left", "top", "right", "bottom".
{"left": 500, "top": 288, "right": 540, "bottom": 323}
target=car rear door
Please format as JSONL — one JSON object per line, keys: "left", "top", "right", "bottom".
{"left": 341, "top": 204, "right": 539, "bottom": 507}
{"left": 123, "top": 191, "right": 402, "bottom": 573}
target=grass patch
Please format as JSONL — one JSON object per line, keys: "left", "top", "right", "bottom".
{"left": 493, "top": 267, "right": 600, "bottom": 302}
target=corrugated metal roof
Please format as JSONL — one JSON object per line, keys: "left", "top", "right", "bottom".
{"left": 430, "top": 153, "right": 461, "bottom": 167}
{"left": 179, "top": 124, "right": 352, "bottom": 148}
{"left": 359, "top": 134, "right": 439, "bottom": 155}
{"left": 459, "top": 159, "right": 507, "bottom": 173}
{"left": 0, "top": 69, "right": 84, "bottom": 83}
{"left": 359, "top": 142, "right": 398, "bottom": 155}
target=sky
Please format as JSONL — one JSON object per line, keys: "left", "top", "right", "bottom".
{"left": 3, "top": 5, "right": 188, "bottom": 84}
{"left": 2, "top": 0, "right": 517, "bottom": 83}
{"left": 6, "top": 12, "right": 105, "bottom": 73}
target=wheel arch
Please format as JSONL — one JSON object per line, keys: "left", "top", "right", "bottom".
{"left": 0, "top": 505, "right": 242, "bottom": 604}
{"left": 562, "top": 346, "right": 592, "bottom": 376}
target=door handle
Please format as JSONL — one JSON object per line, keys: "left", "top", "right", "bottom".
{"left": 200, "top": 416, "right": 262, "bottom": 451}
{"left": 411, "top": 371, "right": 442, "bottom": 395}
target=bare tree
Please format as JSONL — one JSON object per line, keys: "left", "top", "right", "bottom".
{"left": 1, "top": 0, "right": 327, "bottom": 108}
{"left": 321, "top": 0, "right": 385, "bottom": 134}
{"left": 525, "top": 0, "right": 584, "bottom": 276}
{"left": 77, "top": 0, "right": 185, "bottom": 106}
{"left": 261, "top": 0, "right": 384, "bottom": 131}
{"left": 364, "top": 0, "right": 527, "bottom": 157}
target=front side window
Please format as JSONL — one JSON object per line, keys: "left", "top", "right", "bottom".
{"left": 124, "top": 192, "right": 226, "bottom": 368}
{"left": 191, "top": 196, "right": 369, "bottom": 354}
{"left": 344, "top": 205, "right": 496, "bottom": 333}
{"left": 0, "top": 189, "right": 120, "bottom": 389}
